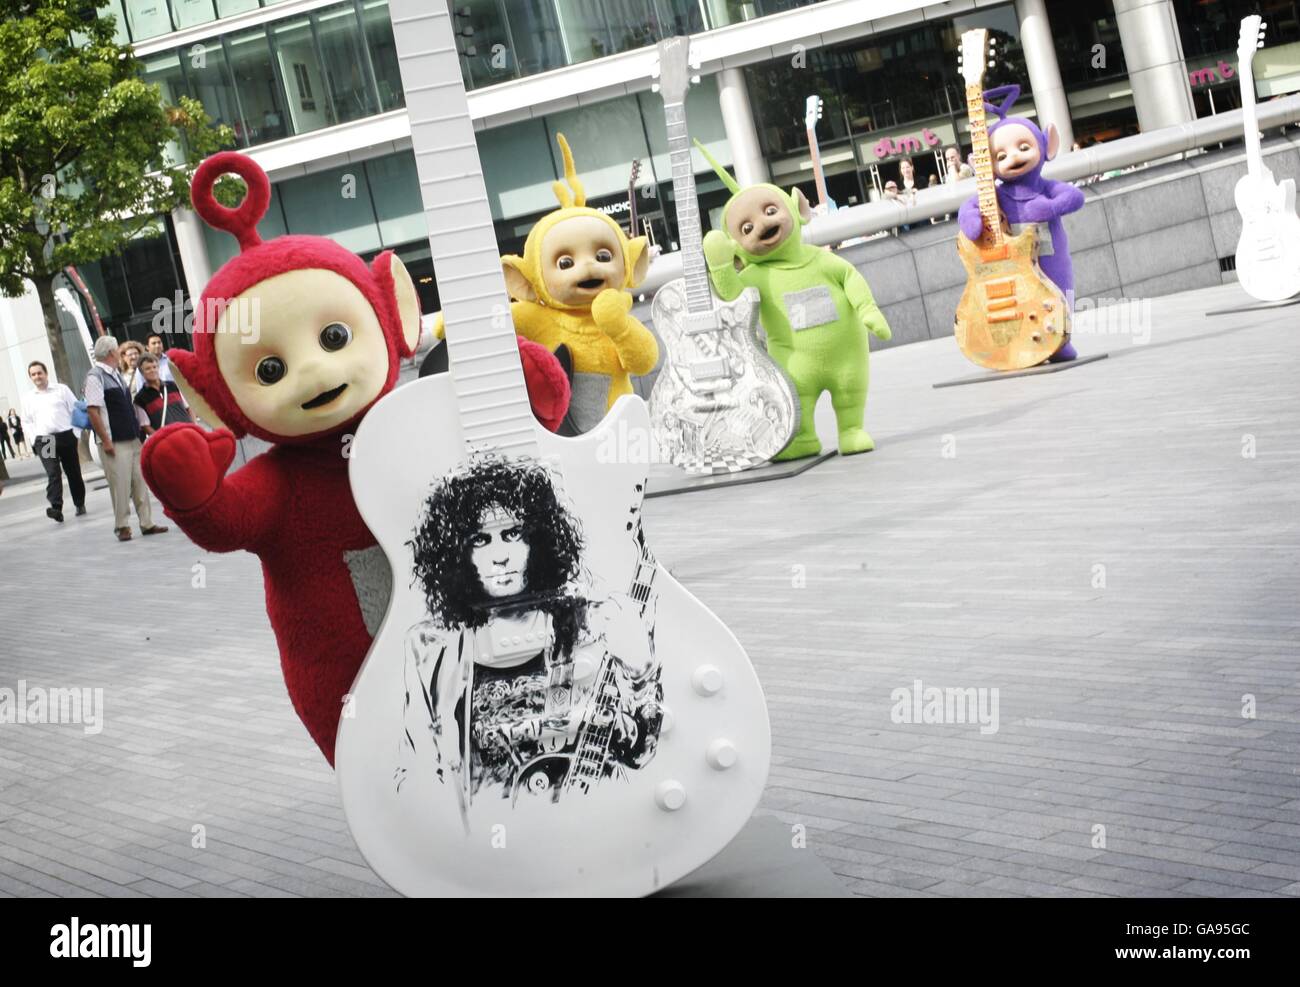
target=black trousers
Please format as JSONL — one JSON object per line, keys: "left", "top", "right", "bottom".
{"left": 33, "top": 431, "right": 85, "bottom": 511}
{"left": 0, "top": 434, "right": 13, "bottom": 458}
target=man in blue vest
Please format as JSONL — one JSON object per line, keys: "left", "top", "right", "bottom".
{"left": 84, "top": 336, "right": 168, "bottom": 543}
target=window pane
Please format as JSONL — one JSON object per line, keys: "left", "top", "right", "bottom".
{"left": 278, "top": 165, "right": 383, "bottom": 254}
{"left": 216, "top": 0, "right": 260, "bottom": 15}
{"left": 480, "top": 117, "right": 560, "bottom": 220}
{"left": 505, "top": 0, "right": 566, "bottom": 76}
{"left": 99, "top": 0, "right": 132, "bottom": 45}
{"left": 271, "top": 18, "right": 331, "bottom": 135}
{"left": 170, "top": 0, "right": 216, "bottom": 30}
{"left": 366, "top": 153, "right": 425, "bottom": 246}
{"left": 141, "top": 53, "right": 192, "bottom": 166}
{"left": 123, "top": 0, "right": 174, "bottom": 40}
{"left": 452, "top": 0, "right": 515, "bottom": 88}
{"left": 186, "top": 41, "right": 244, "bottom": 145}
{"left": 553, "top": 0, "right": 614, "bottom": 64}
{"left": 361, "top": 0, "right": 404, "bottom": 110}
{"left": 202, "top": 184, "right": 288, "bottom": 270}
{"left": 227, "top": 27, "right": 289, "bottom": 145}
{"left": 120, "top": 219, "right": 179, "bottom": 318}
{"left": 314, "top": 3, "right": 379, "bottom": 124}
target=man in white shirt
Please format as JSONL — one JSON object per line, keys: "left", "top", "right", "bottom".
{"left": 145, "top": 333, "right": 175, "bottom": 384}
{"left": 84, "top": 335, "right": 168, "bottom": 543}
{"left": 21, "top": 361, "right": 86, "bottom": 523}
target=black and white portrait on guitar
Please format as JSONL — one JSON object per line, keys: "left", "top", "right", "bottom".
{"left": 398, "top": 455, "right": 664, "bottom": 808}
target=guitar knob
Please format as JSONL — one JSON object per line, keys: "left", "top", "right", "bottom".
{"left": 655, "top": 780, "right": 686, "bottom": 811}
{"left": 707, "top": 738, "right": 738, "bottom": 770}
{"left": 1031, "top": 333, "right": 1042, "bottom": 342}
{"left": 692, "top": 664, "right": 723, "bottom": 696}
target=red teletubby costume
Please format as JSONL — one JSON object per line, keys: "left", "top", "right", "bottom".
{"left": 142, "top": 152, "right": 571, "bottom": 764}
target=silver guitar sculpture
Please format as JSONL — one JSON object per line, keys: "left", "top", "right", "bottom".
{"left": 648, "top": 37, "right": 800, "bottom": 475}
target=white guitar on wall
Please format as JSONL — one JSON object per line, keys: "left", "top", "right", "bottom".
{"left": 337, "top": 0, "right": 771, "bottom": 897}
{"left": 1233, "top": 14, "right": 1300, "bottom": 302}
{"left": 647, "top": 36, "right": 800, "bottom": 476}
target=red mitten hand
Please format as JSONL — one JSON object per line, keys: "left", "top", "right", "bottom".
{"left": 141, "top": 423, "right": 237, "bottom": 512}
{"left": 517, "top": 335, "right": 571, "bottom": 433}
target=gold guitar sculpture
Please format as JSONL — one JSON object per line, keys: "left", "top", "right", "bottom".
{"left": 953, "top": 28, "right": 1067, "bottom": 371}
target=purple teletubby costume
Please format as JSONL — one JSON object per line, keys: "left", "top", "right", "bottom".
{"left": 957, "top": 85, "right": 1085, "bottom": 362}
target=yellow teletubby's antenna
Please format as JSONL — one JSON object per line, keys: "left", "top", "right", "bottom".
{"left": 551, "top": 133, "right": 586, "bottom": 208}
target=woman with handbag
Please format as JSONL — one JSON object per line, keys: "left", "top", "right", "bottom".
{"left": 6, "top": 408, "right": 28, "bottom": 457}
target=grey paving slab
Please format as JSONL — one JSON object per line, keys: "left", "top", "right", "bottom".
{"left": 1, "top": 281, "right": 1297, "bottom": 897}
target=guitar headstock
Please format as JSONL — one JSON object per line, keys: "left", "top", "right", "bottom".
{"left": 652, "top": 35, "right": 700, "bottom": 106}
{"left": 804, "top": 95, "right": 823, "bottom": 130}
{"left": 1237, "top": 14, "right": 1266, "bottom": 66}
{"left": 630, "top": 159, "right": 641, "bottom": 184}
{"left": 957, "top": 28, "right": 994, "bottom": 88}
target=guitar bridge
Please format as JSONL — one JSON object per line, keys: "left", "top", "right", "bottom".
{"left": 682, "top": 310, "right": 721, "bottom": 335}
{"left": 689, "top": 357, "right": 730, "bottom": 381}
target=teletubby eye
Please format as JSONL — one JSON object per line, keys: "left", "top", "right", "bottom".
{"left": 319, "top": 322, "right": 353, "bottom": 352}
{"left": 557, "top": 255, "right": 575, "bottom": 270}
{"left": 741, "top": 222, "right": 754, "bottom": 235}
{"left": 256, "top": 356, "right": 287, "bottom": 385}
{"left": 1020, "top": 142, "right": 1032, "bottom": 152}
{"left": 595, "top": 248, "right": 613, "bottom": 263}
{"left": 764, "top": 205, "right": 778, "bottom": 216}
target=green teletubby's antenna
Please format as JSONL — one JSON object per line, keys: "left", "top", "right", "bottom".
{"left": 693, "top": 139, "right": 741, "bottom": 194}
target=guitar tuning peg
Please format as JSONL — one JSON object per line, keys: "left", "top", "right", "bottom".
{"left": 989, "top": 38, "right": 996, "bottom": 46}
{"left": 651, "top": 82, "right": 660, "bottom": 93}
{"left": 988, "top": 59, "right": 996, "bottom": 67}
{"left": 691, "top": 74, "right": 701, "bottom": 85}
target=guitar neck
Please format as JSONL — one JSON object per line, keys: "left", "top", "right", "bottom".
{"left": 1239, "top": 60, "right": 1265, "bottom": 181}
{"left": 966, "top": 82, "right": 1003, "bottom": 247}
{"left": 389, "top": 0, "right": 538, "bottom": 460}
{"left": 663, "top": 100, "right": 714, "bottom": 315}
{"left": 807, "top": 128, "right": 829, "bottom": 209}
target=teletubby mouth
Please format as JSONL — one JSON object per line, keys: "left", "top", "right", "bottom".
{"left": 759, "top": 224, "right": 781, "bottom": 242}
{"left": 577, "top": 277, "right": 604, "bottom": 290}
{"left": 301, "top": 383, "right": 348, "bottom": 410}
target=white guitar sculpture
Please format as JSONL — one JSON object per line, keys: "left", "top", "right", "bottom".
{"left": 1233, "top": 14, "right": 1300, "bottom": 302}
{"left": 805, "top": 95, "right": 833, "bottom": 213}
{"left": 337, "top": 0, "right": 771, "bottom": 897}
{"left": 648, "top": 36, "right": 799, "bottom": 476}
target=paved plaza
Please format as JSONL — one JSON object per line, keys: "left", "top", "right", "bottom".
{"left": 1, "top": 281, "right": 1298, "bottom": 897}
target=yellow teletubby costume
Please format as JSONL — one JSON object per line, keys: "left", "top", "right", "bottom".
{"left": 499, "top": 134, "right": 659, "bottom": 433}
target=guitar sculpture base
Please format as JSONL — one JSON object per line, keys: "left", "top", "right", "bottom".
{"left": 932, "top": 352, "right": 1108, "bottom": 389}
{"left": 652, "top": 813, "right": 851, "bottom": 897}
{"left": 1205, "top": 294, "right": 1300, "bottom": 317}
{"left": 646, "top": 451, "right": 835, "bottom": 499}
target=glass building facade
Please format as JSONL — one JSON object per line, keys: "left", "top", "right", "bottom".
{"left": 139, "top": 0, "right": 403, "bottom": 149}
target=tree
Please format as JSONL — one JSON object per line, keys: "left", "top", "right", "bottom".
{"left": 0, "top": 0, "right": 232, "bottom": 390}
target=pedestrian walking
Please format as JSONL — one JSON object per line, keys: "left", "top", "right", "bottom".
{"left": 84, "top": 335, "right": 168, "bottom": 542}
{"left": 6, "top": 409, "right": 29, "bottom": 457}
{"left": 0, "top": 415, "right": 13, "bottom": 459}
{"left": 20, "top": 361, "right": 86, "bottom": 523}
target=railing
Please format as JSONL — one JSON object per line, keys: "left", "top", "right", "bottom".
{"left": 639, "top": 92, "right": 1300, "bottom": 293}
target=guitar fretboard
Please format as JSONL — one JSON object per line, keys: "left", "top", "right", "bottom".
{"left": 664, "top": 103, "right": 714, "bottom": 315}
{"left": 966, "top": 83, "right": 1004, "bottom": 248}
{"left": 1238, "top": 52, "right": 1265, "bottom": 182}
{"left": 389, "top": 0, "right": 538, "bottom": 460}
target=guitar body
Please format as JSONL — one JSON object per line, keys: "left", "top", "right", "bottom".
{"left": 649, "top": 279, "right": 800, "bottom": 474}
{"left": 954, "top": 224, "right": 1068, "bottom": 371}
{"left": 1233, "top": 173, "right": 1300, "bottom": 302}
{"left": 339, "top": 376, "right": 771, "bottom": 896}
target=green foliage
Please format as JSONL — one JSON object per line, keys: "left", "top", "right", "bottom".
{"left": 0, "top": 0, "right": 233, "bottom": 297}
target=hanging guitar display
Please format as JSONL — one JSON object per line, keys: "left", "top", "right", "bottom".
{"left": 1232, "top": 15, "right": 1300, "bottom": 302}
{"left": 953, "top": 28, "right": 1068, "bottom": 370}
{"left": 337, "top": 1, "right": 771, "bottom": 897}
{"left": 804, "top": 95, "right": 834, "bottom": 212}
{"left": 627, "top": 158, "right": 642, "bottom": 238}
{"left": 647, "top": 36, "right": 800, "bottom": 475}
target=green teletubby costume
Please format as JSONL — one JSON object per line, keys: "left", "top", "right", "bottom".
{"left": 696, "top": 142, "right": 891, "bottom": 459}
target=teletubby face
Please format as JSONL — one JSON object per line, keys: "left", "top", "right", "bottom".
{"left": 726, "top": 186, "right": 808, "bottom": 257}
{"left": 539, "top": 215, "right": 628, "bottom": 307}
{"left": 212, "top": 268, "right": 392, "bottom": 438}
{"left": 990, "top": 123, "right": 1043, "bottom": 181}
{"left": 470, "top": 509, "right": 530, "bottom": 598}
